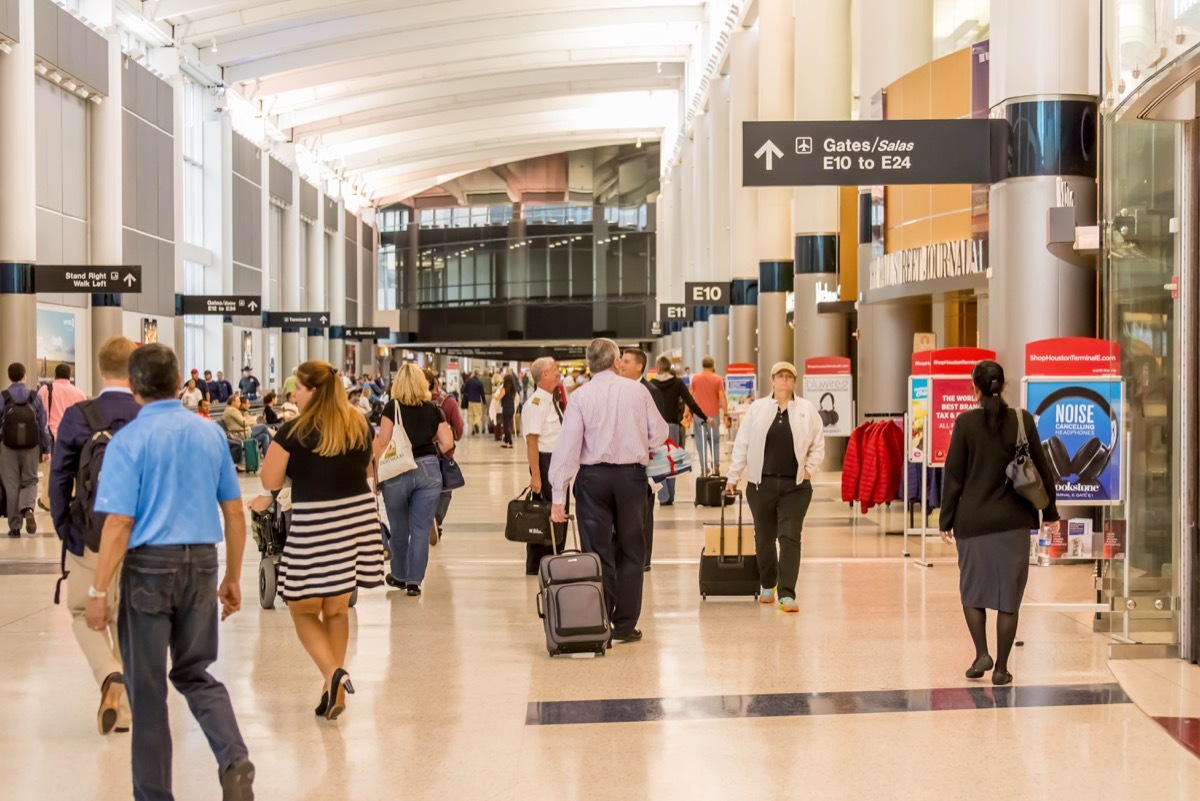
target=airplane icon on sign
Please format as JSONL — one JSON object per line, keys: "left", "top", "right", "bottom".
{"left": 796, "top": 137, "right": 813, "bottom": 155}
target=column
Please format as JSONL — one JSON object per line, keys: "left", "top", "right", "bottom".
{"left": 988, "top": 0, "right": 1096, "bottom": 383}
{"left": 677, "top": 135, "right": 694, "bottom": 301}
{"left": 281, "top": 156, "right": 301, "bottom": 375}
{"left": 729, "top": 25, "right": 759, "bottom": 366}
{"left": 90, "top": 21, "right": 123, "bottom": 391}
{"left": 755, "top": 0, "right": 795, "bottom": 384}
{"left": 709, "top": 73, "right": 732, "bottom": 371}
{"left": 0, "top": 0, "right": 37, "bottom": 375}
{"left": 219, "top": 114, "right": 237, "bottom": 378}
{"left": 306, "top": 197, "right": 327, "bottom": 363}
{"left": 855, "top": 0, "right": 934, "bottom": 419}
{"left": 793, "top": 0, "right": 850, "bottom": 370}
{"left": 329, "top": 201, "right": 347, "bottom": 371}
{"left": 681, "top": 321, "right": 696, "bottom": 375}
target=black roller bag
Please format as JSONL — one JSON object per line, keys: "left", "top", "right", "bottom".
{"left": 694, "top": 423, "right": 730, "bottom": 507}
{"left": 699, "top": 490, "right": 760, "bottom": 600}
{"left": 537, "top": 517, "right": 611, "bottom": 657}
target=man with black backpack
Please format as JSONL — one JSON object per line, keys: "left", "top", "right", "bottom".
{"left": 0, "top": 362, "right": 52, "bottom": 537}
{"left": 49, "top": 336, "right": 140, "bottom": 735}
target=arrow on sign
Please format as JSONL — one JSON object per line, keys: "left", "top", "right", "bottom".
{"left": 755, "top": 140, "right": 784, "bottom": 171}
{"left": 248, "top": 301, "right": 258, "bottom": 311}
{"left": 319, "top": 315, "right": 328, "bottom": 325}
{"left": 123, "top": 273, "right": 136, "bottom": 287}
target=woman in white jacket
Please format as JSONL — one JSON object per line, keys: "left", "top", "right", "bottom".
{"left": 724, "top": 361, "right": 825, "bottom": 612}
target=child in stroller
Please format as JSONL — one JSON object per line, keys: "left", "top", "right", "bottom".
{"left": 250, "top": 488, "right": 357, "bottom": 609}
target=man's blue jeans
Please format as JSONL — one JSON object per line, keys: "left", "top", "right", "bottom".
{"left": 380, "top": 455, "right": 443, "bottom": 585}
{"left": 693, "top": 419, "right": 720, "bottom": 475}
{"left": 656, "top": 423, "right": 681, "bottom": 504}
{"left": 119, "top": 545, "right": 249, "bottom": 801}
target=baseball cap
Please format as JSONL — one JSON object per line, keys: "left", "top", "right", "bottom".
{"left": 770, "top": 361, "right": 798, "bottom": 378}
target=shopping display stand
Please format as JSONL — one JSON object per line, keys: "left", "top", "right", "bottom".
{"left": 724, "top": 362, "right": 757, "bottom": 438}
{"left": 905, "top": 347, "right": 996, "bottom": 567}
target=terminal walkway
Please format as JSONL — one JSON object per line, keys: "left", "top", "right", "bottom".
{"left": 1, "top": 435, "right": 1199, "bottom": 799}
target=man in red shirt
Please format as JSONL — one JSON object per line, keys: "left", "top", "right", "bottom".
{"left": 688, "top": 356, "right": 732, "bottom": 475}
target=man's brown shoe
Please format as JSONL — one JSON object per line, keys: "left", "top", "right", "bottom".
{"left": 98, "top": 672, "right": 125, "bottom": 735}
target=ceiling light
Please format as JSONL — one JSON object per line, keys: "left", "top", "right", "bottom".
{"left": 77, "top": 88, "right": 89, "bottom": 99}
{"left": 89, "top": 95, "right": 102, "bottom": 105}
{"left": 656, "top": 61, "right": 662, "bottom": 74}
{"left": 0, "top": 41, "right": 11, "bottom": 55}
{"left": 65, "top": 80, "right": 77, "bottom": 91}
{"left": 35, "top": 63, "right": 47, "bottom": 76}
{"left": 211, "top": 39, "right": 218, "bottom": 53}
{"left": 636, "top": 137, "right": 643, "bottom": 148}
{"left": 50, "top": 71, "right": 62, "bottom": 83}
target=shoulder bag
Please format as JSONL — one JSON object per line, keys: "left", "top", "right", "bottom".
{"left": 434, "top": 401, "right": 465, "bottom": 490}
{"left": 377, "top": 400, "right": 418, "bottom": 484}
{"left": 505, "top": 487, "right": 555, "bottom": 545}
{"left": 1006, "top": 408, "right": 1050, "bottom": 510}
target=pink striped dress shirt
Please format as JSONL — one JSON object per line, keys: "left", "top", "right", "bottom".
{"left": 548, "top": 369, "right": 669, "bottom": 505}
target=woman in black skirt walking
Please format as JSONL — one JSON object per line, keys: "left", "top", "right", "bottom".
{"left": 939, "top": 360, "right": 1061, "bottom": 686}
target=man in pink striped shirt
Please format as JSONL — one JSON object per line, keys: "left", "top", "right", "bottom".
{"left": 37, "top": 365, "right": 86, "bottom": 510}
{"left": 549, "top": 338, "right": 667, "bottom": 643}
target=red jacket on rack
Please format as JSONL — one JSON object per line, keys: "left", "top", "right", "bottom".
{"left": 872, "top": 422, "right": 905, "bottom": 508}
{"left": 841, "top": 423, "right": 869, "bottom": 504}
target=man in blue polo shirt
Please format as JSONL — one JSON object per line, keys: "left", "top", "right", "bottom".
{"left": 84, "top": 344, "right": 254, "bottom": 801}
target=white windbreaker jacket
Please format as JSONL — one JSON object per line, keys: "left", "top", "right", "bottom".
{"left": 726, "top": 395, "right": 825, "bottom": 488}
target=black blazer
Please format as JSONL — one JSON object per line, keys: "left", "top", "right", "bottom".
{"left": 939, "top": 407, "right": 1061, "bottom": 537}
{"left": 50, "top": 390, "right": 141, "bottom": 556}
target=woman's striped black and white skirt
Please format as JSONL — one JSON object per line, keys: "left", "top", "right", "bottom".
{"left": 278, "top": 493, "right": 386, "bottom": 601}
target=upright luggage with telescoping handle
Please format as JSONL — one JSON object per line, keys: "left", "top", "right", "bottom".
{"left": 694, "top": 422, "right": 729, "bottom": 507}
{"left": 536, "top": 517, "right": 610, "bottom": 657}
{"left": 242, "top": 438, "right": 260, "bottom": 474}
{"left": 699, "top": 490, "right": 760, "bottom": 600}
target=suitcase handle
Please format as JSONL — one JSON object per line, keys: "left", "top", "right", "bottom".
{"left": 550, "top": 514, "right": 580, "bottom": 555}
{"left": 536, "top": 591, "right": 544, "bottom": 619}
{"left": 717, "top": 490, "right": 746, "bottom": 561}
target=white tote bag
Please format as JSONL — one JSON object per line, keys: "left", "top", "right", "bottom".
{"left": 377, "top": 400, "right": 418, "bottom": 484}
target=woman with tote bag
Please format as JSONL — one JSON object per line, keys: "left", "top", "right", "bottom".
{"left": 372, "top": 363, "right": 453, "bottom": 596}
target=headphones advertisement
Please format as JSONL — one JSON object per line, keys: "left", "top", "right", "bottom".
{"left": 802, "top": 358, "right": 853, "bottom": 437}
{"left": 1022, "top": 379, "right": 1124, "bottom": 505}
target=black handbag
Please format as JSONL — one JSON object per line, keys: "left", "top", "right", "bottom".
{"left": 432, "top": 400, "right": 466, "bottom": 490}
{"left": 505, "top": 488, "right": 555, "bottom": 544}
{"left": 1006, "top": 409, "right": 1050, "bottom": 510}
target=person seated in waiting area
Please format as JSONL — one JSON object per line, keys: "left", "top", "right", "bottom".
{"left": 262, "top": 392, "right": 281, "bottom": 427}
{"left": 179, "top": 379, "right": 202, "bottom": 410}
{"left": 222, "top": 395, "right": 272, "bottom": 456}
{"left": 278, "top": 392, "right": 300, "bottom": 422}
{"left": 197, "top": 398, "right": 213, "bottom": 420}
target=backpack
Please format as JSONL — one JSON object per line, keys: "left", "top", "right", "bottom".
{"left": 69, "top": 402, "right": 118, "bottom": 553}
{"left": 1, "top": 390, "right": 39, "bottom": 449}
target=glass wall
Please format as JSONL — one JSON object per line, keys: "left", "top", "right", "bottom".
{"left": 1101, "top": 116, "right": 1181, "bottom": 645}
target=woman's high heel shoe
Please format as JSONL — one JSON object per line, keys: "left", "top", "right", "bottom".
{"left": 325, "top": 669, "right": 354, "bottom": 720}
{"left": 315, "top": 691, "right": 329, "bottom": 717}
{"left": 965, "top": 655, "right": 994, "bottom": 679}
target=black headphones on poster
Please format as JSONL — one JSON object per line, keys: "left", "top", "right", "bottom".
{"left": 1033, "top": 387, "right": 1118, "bottom": 484}
{"left": 818, "top": 392, "right": 838, "bottom": 427}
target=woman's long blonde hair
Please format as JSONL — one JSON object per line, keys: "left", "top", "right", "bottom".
{"left": 290, "top": 361, "right": 370, "bottom": 457}
{"left": 390, "top": 362, "right": 431, "bottom": 406}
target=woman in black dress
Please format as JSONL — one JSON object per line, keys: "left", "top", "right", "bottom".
{"left": 939, "top": 360, "right": 1061, "bottom": 685}
{"left": 260, "top": 361, "right": 385, "bottom": 719}
{"left": 500, "top": 372, "right": 518, "bottom": 448}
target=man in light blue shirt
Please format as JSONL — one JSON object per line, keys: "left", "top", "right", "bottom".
{"left": 84, "top": 344, "right": 254, "bottom": 801}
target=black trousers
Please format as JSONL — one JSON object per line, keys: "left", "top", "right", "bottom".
{"left": 119, "top": 545, "right": 248, "bottom": 801}
{"left": 574, "top": 463, "right": 648, "bottom": 634}
{"left": 644, "top": 484, "right": 655, "bottom": 567}
{"left": 745, "top": 477, "right": 813, "bottom": 599}
{"left": 502, "top": 410, "right": 514, "bottom": 444}
{"left": 526, "top": 452, "right": 567, "bottom": 574}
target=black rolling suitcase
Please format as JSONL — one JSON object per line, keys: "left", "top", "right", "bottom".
{"left": 694, "top": 422, "right": 729, "bottom": 507}
{"left": 699, "top": 490, "right": 760, "bottom": 600}
{"left": 536, "top": 517, "right": 611, "bottom": 657}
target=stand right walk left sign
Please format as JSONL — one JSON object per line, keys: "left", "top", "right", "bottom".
{"left": 1022, "top": 338, "right": 1124, "bottom": 506}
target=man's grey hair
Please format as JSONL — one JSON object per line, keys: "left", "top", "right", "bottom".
{"left": 585, "top": 338, "right": 620, "bottom": 375}
{"left": 530, "top": 357, "right": 557, "bottom": 382}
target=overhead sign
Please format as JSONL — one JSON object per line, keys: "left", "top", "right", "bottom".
{"left": 37, "top": 265, "right": 142, "bottom": 294}
{"left": 180, "top": 295, "right": 261, "bottom": 316}
{"left": 341, "top": 326, "right": 391, "bottom": 341}
{"left": 264, "top": 311, "right": 330, "bottom": 328}
{"left": 743, "top": 120, "right": 1008, "bottom": 187}
{"left": 802, "top": 358, "right": 853, "bottom": 437}
{"left": 659, "top": 303, "right": 693, "bottom": 322}
{"left": 685, "top": 282, "right": 731, "bottom": 306}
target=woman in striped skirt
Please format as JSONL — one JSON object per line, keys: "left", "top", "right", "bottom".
{"left": 260, "top": 360, "right": 384, "bottom": 720}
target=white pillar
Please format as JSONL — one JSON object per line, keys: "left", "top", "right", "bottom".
{"left": 729, "top": 25, "right": 759, "bottom": 366}
{"left": 0, "top": 0, "right": 38, "bottom": 375}
{"left": 307, "top": 195, "right": 327, "bottom": 363}
{"left": 709, "top": 74, "right": 732, "bottom": 372}
{"left": 89, "top": 21, "right": 124, "bottom": 393}
{"left": 330, "top": 201, "right": 347, "bottom": 371}
{"left": 281, "top": 152, "right": 302, "bottom": 375}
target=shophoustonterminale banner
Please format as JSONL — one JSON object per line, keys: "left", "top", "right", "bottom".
{"left": 869, "top": 238, "right": 985, "bottom": 291}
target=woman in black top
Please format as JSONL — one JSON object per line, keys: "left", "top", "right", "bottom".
{"left": 499, "top": 372, "right": 518, "bottom": 448}
{"left": 261, "top": 391, "right": 281, "bottom": 426}
{"left": 260, "top": 361, "right": 385, "bottom": 719}
{"left": 940, "top": 360, "right": 1061, "bottom": 686}
{"left": 372, "top": 363, "right": 452, "bottom": 595}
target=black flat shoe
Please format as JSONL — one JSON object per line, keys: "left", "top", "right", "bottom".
{"left": 406, "top": 584, "right": 421, "bottom": 596}
{"left": 992, "top": 670, "right": 1013, "bottom": 686}
{"left": 384, "top": 574, "right": 404, "bottom": 589}
{"left": 315, "top": 691, "right": 329, "bottom": 717}
{"left": 965, "top": 655, "right": 994, "bottom": 679}
{"left": 325, "top": 669, "right": 355, "bottom": 720}
{"left": 612, "top": 629, "right": 643, "bottom": 643}
{"left": 7, "top": 530, "right": 18, "bottom": 538}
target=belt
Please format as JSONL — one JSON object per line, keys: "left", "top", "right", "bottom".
{"left": 761, "top": 473, "right": 798, "bottom": 480}
{"left": 129, "top": 543, "right": 217, "bottom": 552}
{"left": 580, "top": 462, "right": 643, "bottom": 469}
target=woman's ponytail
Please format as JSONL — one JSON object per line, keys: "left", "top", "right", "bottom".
{"left": 972, "top": 360, "right": 1008, "bottom": 435}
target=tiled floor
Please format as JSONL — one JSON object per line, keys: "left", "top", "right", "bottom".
{"left": 2, "top": 433, "right": 1199, "bottom": 799}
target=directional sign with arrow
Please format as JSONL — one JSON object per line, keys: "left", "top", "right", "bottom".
{"left": 340, "top": 326, "right": 391, "bottom": 341}
{"left": 36, "top": 265, "right": 143, "bottom": 294}
{"left": 754, "top": 139, "right": 784, "bottom": 171}
{"left": 264, "top": 311, "right": 331, "bottom": 328}
{"left": 179, "top": 295, "right": 264, "bottom": 316}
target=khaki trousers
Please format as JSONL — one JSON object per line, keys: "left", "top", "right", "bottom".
{"left": 467, "top": 404, "right": 484, "bottom": 434}
{"left": 66, "top": 549, "right": 130, "bottom": 726}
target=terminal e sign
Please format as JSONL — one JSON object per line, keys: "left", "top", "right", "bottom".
{"left": 743, "top": 120, "right": 1008, "bottom": 187}
{"left": 685, "top": 282, "right": 730, "bottom": 306}
{"left": 659, "top": 304, "right": 693, "bottom": 322}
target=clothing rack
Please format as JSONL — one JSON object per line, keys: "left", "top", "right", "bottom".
{"left": 852, "top": 414, "right": 907, "bottom": 537}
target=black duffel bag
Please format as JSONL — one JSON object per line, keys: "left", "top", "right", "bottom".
{"left": 505, "top": 488, "right": 555, "bottom": 545}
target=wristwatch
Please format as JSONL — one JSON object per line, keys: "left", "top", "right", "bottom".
{"left": 87, "top": 585, "right": 107, "bottom": 599}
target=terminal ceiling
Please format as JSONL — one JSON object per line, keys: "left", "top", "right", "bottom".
{"left": 151, "top": 0, "right": 706, "bottom": 205}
